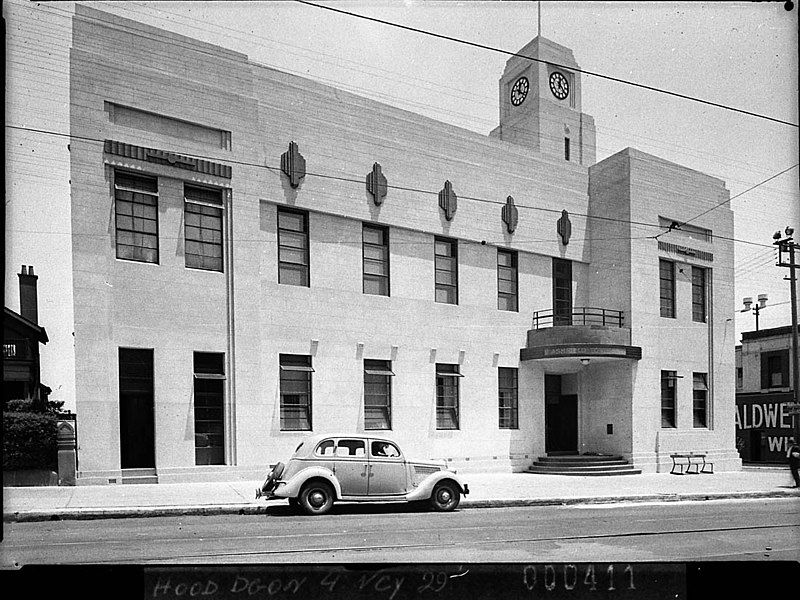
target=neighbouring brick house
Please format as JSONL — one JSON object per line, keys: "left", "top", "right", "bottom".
{"left": 6, "top": 4, "right": 742, "bottom": 484}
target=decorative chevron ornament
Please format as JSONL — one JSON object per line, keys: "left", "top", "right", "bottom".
{"left": 280, "top": 141, "right": 306, "bottom": 188}
{"left": 366, "top": 162, "right": 387, "bottom": 205}
{"left": 438, "top": 180, "right": 457, "bottom": 221}
{"left": 502, "top": 195, "right": 518, "bottom": 233}
{"left": 557, "top": 209, "right": 572, "bottom": 245}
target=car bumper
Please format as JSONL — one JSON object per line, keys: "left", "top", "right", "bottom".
{"left": 463, "top": 484, "right": 469, "bottom": 495}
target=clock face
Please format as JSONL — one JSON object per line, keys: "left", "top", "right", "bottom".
{"left": 549, "top": 71, "right": 569, "bottom": 100}
{"left": 510, "top": 76, "right": 529, "bottom": 106}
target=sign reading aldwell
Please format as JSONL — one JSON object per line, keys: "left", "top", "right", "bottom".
{"left": 735, "top": 394, "right": 795, "bottom": 462}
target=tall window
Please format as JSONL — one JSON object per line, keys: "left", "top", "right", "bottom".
{"left": 364, "top": 359, "right": 393, "bottom": 429}
{"left": 184, "top": 185, "right": 224, "bottom": 272}
{"left": 277, "top": 208, "right": 309, "bottom": 286}
{"left": 193, "top": 352, "right": 225, "bottom": 465}
{"left": 661, "top": 370, "right": 677, "bottom": 428}
{"left": 553, "top": 258, "right": 572, "bottom": 325}
{"left": 691, "top": 266, "right": 706, "bottom": 322}
{"left": 692, "top": 372, "right": 708, "bottom": 428}
{"left": 497, "top": 249, "right": 518, "bottom": 312}
{"left": 436, "top": 364, "right": 461, "bottom": 429}
{"left": 363, "top": 224, "right": 390, "bottom": 296}
{"left": 279, "top": 355, "right": 313, "bottom": 430}
{"left": 564, "top": 137, "right": 571, "bottom": 161}
{"left": 498, "top": 367, "right": 519, "bottom": 429}
{"left": 761, "top": 350, "right": 789, "bottom": 389}
{"left": 434, "top": 237, "right": 458, "bottom": 304}
{"left": 659, "top": 259, "right": 675, "bottom": 318}
{"left": 114, "top": 171, "right": 159, "bottom": 263}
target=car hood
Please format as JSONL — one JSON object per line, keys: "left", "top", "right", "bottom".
{"left": 407, "top": 458, "right": 448, "bottom": 470}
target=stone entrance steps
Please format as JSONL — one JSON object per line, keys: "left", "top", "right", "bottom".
{"left": 528, "top": 454, "right": 641, "bottom": 476}
{"left": 121, "top": 468, "right": 158, "bottom": 484}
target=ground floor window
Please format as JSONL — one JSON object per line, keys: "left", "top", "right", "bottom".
{"left": 693, "top": 372, "right": 708, "bottom": 428}
{"left": 280, "top": 354, "right": 313, "bottom": 430}
{"left": 364, "top": 359, "right": 394, "bottom": 429}
{"left": 436, "top": 364, "right": 461, "bottom": 429}
{"left": 661, "top": 370, "right": 677, "bottom": 428}
{"left": 498, "top": 367, "right": 518, "bottom": 429}
{"left": 193, "top": 352, "right": 225, "bottom": 465}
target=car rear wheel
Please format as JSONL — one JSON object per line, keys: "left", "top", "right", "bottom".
{"left": 299, "top": 480, "right": 335, "bottom": 516}
{"left": 429, "top": 481, "right": 460, "bottom": 512}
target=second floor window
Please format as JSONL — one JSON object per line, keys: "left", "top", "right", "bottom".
{"left": 277, "top": 208, "right": 309, "bottom": 286}
{"left": 761, "top": 349, "right": 789, "bottom": 389}
{"left": 498, "top": 249, "right": 518, "bottom": 312}
{"left": 553, "top": 258, "right": 572, "bottom": 325}
{"left": 691, "top": 266, "right": 706, "bottom": 322}
{"left": 434, "top": 237, "right": 458, "bottom": 305}
{"left": 363, "top": 224, "right": 390, "bottom": 296}
{"left": 184, "top": 185, "right": 224, "bottom": 272}
{"left": 115, "top": 171, "right": 159, "bottom": 264}
{"left": 659, "top": 259, "right": 675, "bottom": 318}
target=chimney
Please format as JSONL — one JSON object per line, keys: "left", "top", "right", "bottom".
{"left": 18, "top": 265, "right": 39, "bottom": 324}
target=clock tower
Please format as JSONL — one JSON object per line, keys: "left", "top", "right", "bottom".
{"left": 490, "top": 36, "right": 596, "bottom": 166}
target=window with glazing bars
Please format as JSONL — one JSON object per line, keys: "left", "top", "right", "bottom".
{"left": 691, "top": 266, "right": 706, "bottom": 322}
{"left": 661, "top": 370, "right": 677, "bottom": 428}
{"left": 692, "top": 372, "right": 708, "bottom": 428}
{"left": 436, "top": 364, "right": 461, "bottom": 429}
{"left": 434, "top": 237, "right": 458, "bottom": 304}
{"left": 279, "top": 354, "right": 313, "bottom": 430}
{"left": 498, "top": 249, "right": 518, "bottom": 312}
{"left": 364, "top": 359, "right": 393, "bottom": 429}
{"left": 277, "top": 208, "right": 309, "bottom": 286}
{"left": 194, "top": 352, "right": 225, "bottom": 465}
{"left": 659, "top": 259, "right": 675, "bottom": 318}
{"left": 114, "top": 171, "right": 159, "bottom": 263}
{"left": 498, "top": 367, "right": 519, "bottom": 429}
{"left": 553, "top": 258, "right": 572, "bottom": 325}
{"left": 363, "top": 224, "right": 390, "bottom": 296}
{"left": 185, "top": 185, "right": 224, "bottom": 272}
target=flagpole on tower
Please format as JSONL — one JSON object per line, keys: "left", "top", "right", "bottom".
{"left": 538, "top": 1, "right": 542, "bottom": 38}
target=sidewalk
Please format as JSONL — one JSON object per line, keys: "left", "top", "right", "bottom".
{"left": 4, "top": 469, "right": 798, "bottom": 522}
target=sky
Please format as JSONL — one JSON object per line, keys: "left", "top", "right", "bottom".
{"left": 4, "top": 0, "right": 799, "bottom": 408}
{"left": 84, "top": 0, "right": 800, "bottom": 334}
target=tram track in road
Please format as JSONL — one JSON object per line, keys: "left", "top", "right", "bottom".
{"left": 11, "top": 520, "right": 797, "bottom": 565}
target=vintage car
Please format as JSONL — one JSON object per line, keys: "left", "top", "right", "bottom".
{"left": 255, "top": 434, "right": 469, "bottom": 515}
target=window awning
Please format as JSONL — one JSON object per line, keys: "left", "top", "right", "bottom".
{"left": 364, "top": 367, "right": 395, "bottom": 376}
{"left": 194, "top": 373, "right": 226, "bottom": 380}
{"left": 436, "top": 371, "right": 464, "bottom": 377}
{"left": 693, "top": 375, "right": 708, "bottom": 391}
{"left": 280, "top": 365, "right": 315, "bottom": 372}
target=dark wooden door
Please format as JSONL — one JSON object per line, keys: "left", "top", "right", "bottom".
{"left": 119, "top": 348, "right": 155, "bottom": 469}
{"left": 546, "top": 393, "right": 578, "bottom": 454}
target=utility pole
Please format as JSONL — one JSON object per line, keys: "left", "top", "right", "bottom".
{"left": 773, "top": 227, "right": 800, "bottom": 439}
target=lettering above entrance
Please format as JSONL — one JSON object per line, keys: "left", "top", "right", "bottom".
{"left": 104, "top": 140, "right": 232, "bottom": 179}
{"left": 520, "top": 344, "right": 642, "bottom": 361}
{"left": 657, "top": 241, "right": 713, "bottom": 262}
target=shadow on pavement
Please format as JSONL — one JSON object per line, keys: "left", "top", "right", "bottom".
{"left": 263, "top": 500, "right": 445, "bottom": 517}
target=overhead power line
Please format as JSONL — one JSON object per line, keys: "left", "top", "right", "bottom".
{"left": 295, "top": 0, "right": 798, "bottom": 129}
{"left": 5, "top": 123, "right": 777, "bottom": 249}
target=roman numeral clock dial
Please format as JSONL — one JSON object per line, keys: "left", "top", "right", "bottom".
{"left": 549, "top": 71, "right": 569, "bottom": 100}
{"left": 510, "top": 76, "right": 529, "bottom": 106}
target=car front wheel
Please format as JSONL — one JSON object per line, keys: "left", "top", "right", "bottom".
{"left": 299, "top": 481, "right": 335, "bottom": 516}
{"left": 429, "top": 480, "right": 460, "bottom": 512}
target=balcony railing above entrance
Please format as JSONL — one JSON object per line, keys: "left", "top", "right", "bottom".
{"left": 532, "top": 307, "right": 625, "bottom": 329}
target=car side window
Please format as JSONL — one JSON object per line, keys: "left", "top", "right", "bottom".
{"left": 315, "top": 440, "right": 335, "bottom": 456}
{"left": 371, "top": 441, "right": 400, "bottom": 458}
{"left": 336, "top": 439, "right": 366, "bottom": 457}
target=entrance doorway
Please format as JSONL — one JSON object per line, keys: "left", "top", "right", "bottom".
{"left": 119, "top": 348, "right": 155, "bottom": 469}
{"left": 545, "top": 374, "right": 578, "bottom": 454}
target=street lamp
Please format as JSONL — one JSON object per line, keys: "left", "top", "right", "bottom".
{"left": 741, "top": 294, "right": 768, "bottom": 331}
